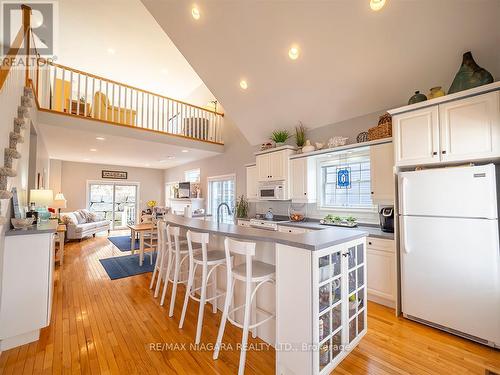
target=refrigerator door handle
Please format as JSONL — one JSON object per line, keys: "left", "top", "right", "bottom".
{"left": 400, "top": 176, "right": 408, "bottom": 215}
{"left": 401, "top": 216, "right": 411, "bottom": 254}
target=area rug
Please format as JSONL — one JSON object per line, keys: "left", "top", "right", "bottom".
{"left": 99, "top": 253, "right": 157, "bottom": 280}
{"left": 108, "top": 235, "right": 139, "bottom": 252}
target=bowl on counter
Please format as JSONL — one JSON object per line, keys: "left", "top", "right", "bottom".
{"left": 11, "top": 217, "right": 35, "bottom": 229}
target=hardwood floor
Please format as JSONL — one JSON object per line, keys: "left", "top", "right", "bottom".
{"left": 0, "top": 235, "right": 498, "bottom": 374}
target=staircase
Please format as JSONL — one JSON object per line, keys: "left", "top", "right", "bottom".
{"left": 0, "top": 88, "right": 32, "bottom": 226}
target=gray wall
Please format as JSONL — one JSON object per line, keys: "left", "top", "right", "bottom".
{"left": 52, "top": 160, "right": 165, "bottom": 212}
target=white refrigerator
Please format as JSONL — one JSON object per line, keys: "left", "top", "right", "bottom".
{"left": 399, "top": 164, "right": 500, "bottom": 347}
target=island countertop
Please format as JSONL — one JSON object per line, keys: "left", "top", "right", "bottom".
{"left": 5, "top": 220, "right": 58, "bottom": 237}
{"left": 163, "top": 214, "right": 367, "bottom": 251}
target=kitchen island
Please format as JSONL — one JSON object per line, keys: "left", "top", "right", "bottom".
{"left": 163, "top": 214, "right": 368, "bottom": 375}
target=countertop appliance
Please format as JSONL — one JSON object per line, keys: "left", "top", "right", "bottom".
{"left": 258, "top": 181, "right": 286, "bottom": 200}
{"left": 399, "top": 164, "right": 499, "bottom": 347}
{"left": 178, "top": 182, "right": 191, "bottom": 199}
{"left": 379, "top": 206, "right": 394, "bottom": 233}
{"left": 249, "top": 216, "right": 289, "bottom": 231}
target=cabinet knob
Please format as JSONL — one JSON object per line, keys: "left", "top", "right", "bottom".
{"left": 368, "top": 241, "right": 372, "bottom": 245}
{"left": 304, "top": 192, "right": 307, "bottom": 195}
{"left": 432, "top": 151, "right": 438, "bottom": 156}
{"left": 371, "top": 191, "right": 374, "bottom": 195}
{"left": 442, "top": 150, "right": 447, "bottom": 154}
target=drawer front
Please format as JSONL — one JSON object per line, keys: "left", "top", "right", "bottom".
{"left": 278, "top": 226, "right": 306, "bottom": 234}
{"left": 367, "top": 237, "right": 394, "bottom": 252}
{"left": 237, "top": 220, "right": 250, "bottom": 227}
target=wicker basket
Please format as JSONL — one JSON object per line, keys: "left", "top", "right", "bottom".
{"left": 368, "top": 113, "right": 392, "bottom": 140}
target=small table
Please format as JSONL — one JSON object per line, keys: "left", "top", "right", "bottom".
{"left": 128, "top": 223, "right": 154, "bottom": 266}
{"left": 65, "top": 99, "right": 91, "bottom": 116}
{"left": 55, "top": 224, "right": 66, "bottom": 265}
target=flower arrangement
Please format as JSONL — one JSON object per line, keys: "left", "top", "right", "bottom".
{"left": 147, "top": 200, "right": 157, "bottom": 208}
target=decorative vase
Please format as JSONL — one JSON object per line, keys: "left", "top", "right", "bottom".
{"left": 448, "top": 51, "right": 493, "bottom": 94}
{"left": 427, "top": 86, "right": 445, "bottom": 99}
{"left": 301, "top": 140, "right": 315, "bottom": 153}
{"left": 408, "top": 91, "right": 427, "bottom": 105}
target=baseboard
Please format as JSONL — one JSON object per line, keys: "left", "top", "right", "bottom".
{"left": 367, "top": 293, "right": 395, "bottom": 309}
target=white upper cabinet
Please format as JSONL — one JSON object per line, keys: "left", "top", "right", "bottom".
{"left": 393, "top": 106, "right": 440, "bottom": 166}
{"left": 246, "top": 165, "right": 258, "bottom": 200}
{"left": 290, "top": 157, "right": 316, "bottom": 203}
{"left": 391, "top": 87, "right": 500, "bottom": 167}
{"left": 370, "top": 142, "right": 395, "bottom": 204}
{"left": 256, "top": 148, "right": 294, "bottom": 182}
{"left": 439, "top": 91, "right": 500, "bottom": 162}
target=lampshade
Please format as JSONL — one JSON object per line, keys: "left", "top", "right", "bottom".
{"left": 30, "top": 189, "right": 54, "bottom": 207}
{"left": 52, "top": 192, "right": 67, "bottom": 209}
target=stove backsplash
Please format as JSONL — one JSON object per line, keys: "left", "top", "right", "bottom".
{"left": 252, "top": 201, "right": 380, "bottom": 225}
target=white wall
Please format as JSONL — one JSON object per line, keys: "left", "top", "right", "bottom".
{"left": 54, "top": 160, "right": 164, "bottom": 212}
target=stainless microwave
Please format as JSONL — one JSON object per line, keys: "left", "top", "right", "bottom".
{"left": 258, "top": 181, "right": 286, "bottom": 200}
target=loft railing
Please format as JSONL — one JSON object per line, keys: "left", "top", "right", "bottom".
{"left": 15, "top": 6, "right": 224, "bottom": 145}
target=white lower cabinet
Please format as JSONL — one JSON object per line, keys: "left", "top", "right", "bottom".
{"left": 278, "top": 225, "right": 307, "bottom": 234}
{"left": 237, "top": 219, "right": 250, "bottom": 227}
{"left": 276, "top": 237, "right": 367, "bottom": 375}
{"left": 366, "top": 237, "right": 396, "bottom": 307}
{"left": 0, "top": 231, "right": 55, "bottom": 350}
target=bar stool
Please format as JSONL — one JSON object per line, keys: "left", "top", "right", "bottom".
{"left": 213, "top": 237, "right": 275, "bottom": 375}
{"left": 149, "top": 220, "right": 167, "bottom": 293}
{"left": 159, "top": 225, "right": 191, "bottom": 317}
{"left": 142, "top": 214, "right": 157, "bottom": 265}
{"left": 179, "top": 230, "right": 230, "bottom": 345}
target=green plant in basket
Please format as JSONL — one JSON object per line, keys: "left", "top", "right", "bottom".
{"left": 235, "top": 195, "right": 249, "bottom": 218}
{"left": 346, "top": 216, "right": 357, "bottom": 223}
{"left": 271, "top": 129, "right": 291, "bottom": 144}
{"left": 333, "top": 216, "right": 342, "bottom": 223}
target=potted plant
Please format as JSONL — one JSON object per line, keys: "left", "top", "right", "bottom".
{"left": 295, "top": 122, "right": 306, "bottom": 151}
{"left": 345, "top": 216, "right": 357, "bottom": 227}
{"left": 235, "top": 195, "right": 249, "bottom": 218}
{"left": 271, "top": 129, "right": 291, "bottom": 147}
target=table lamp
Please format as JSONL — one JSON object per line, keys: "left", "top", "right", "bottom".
{"left": 30, "top": 189, "right": 54, "bottom": 221}
{"left": 52, "top": 192, "right": 67, "bottom": 218}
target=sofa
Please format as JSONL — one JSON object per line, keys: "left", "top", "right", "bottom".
{"left": 61, "top": 209, "right": 111, "bottom": 241}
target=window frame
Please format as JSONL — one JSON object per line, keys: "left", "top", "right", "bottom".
{"left": 316, "top": 151, "right": 376, "bottom": 213}
{"left": 206, "top": 173, "right": 237, "bottom": 217}
{"left": 184, "top": 168, "right": 200, "bottom": 183}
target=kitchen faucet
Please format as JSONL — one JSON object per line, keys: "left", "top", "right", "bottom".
{"left": 217, "top": 202, "right": 232, "bottom": 223}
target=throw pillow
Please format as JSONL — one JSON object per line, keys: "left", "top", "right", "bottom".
{"left": 61, "top": 213, "right": 77, "bottom": 225}
{"left": 79, "top": 209, "right": 92, "bottom": 222}
{"left": 74, "top": 211, "right": 86, "bottom": 224}
{"left": 88, "top": 212, "right": 97, "bottom": 222}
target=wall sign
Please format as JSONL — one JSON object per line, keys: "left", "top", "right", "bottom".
{"left": 102, "top": 170, "right": 128, "bottom": 179}
{"left": 336, "top": 167, "right": 351, "bottom": 189}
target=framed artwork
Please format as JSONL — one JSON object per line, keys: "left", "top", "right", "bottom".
{"left": 11, "top": 187, "right": 21, "bottom": 219}
{"left": 102, "top": 170, "right": 128, "bottom": 179}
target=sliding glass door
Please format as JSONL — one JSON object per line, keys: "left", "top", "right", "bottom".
{"left": 88, "top": 182, "right": 139, "bottom": 230}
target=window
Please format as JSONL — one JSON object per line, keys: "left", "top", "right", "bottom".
{"left": 207, "top": 174, "right": 236, "bottom": 223}
{"left": 184, "top": 169, "right": 200, "bottom": 183}
{"left": 319, "top": 150, "right": 374, "bottom": 210}
{"left": 165, "top": 181, "right": 178, "bottom": 207}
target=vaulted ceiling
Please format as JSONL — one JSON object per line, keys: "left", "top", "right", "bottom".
{"left": 142, "top": 0, "right": 500, "bottom": 145}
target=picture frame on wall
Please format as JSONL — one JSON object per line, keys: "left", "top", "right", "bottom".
{"left": 102, "top": 170, "right": 128, "bottom": 180}
{"left": 11, "top": 187, "right": 21, "bottom": 219}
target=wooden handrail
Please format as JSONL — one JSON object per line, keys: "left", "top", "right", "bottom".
{"left": 37, "top": 58, "right": 225, "bottom": 117}
{"left": 0, "top": 5, "right": 31, "bottom": 91}
{"left": 22, "top": 4, "right": 31, "bottom": 86}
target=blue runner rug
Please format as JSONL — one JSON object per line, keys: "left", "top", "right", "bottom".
{"left": 99, "top": 253, "right": 157, "bottom": 280}
{"left": 109, "top": 235, "right": 139, "bottom": 252}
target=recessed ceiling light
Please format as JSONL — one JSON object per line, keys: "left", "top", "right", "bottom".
{"left": 90, "top": 148, "right": 97, "bottom": 152}
{"left": 370, "top": 0, "right": 386, "bottom": 11}
{"left": 96, "top": 137, "right": 105, "bottom": 141}
{"left": 161, "top": 68, "right": 168, "bottom": 75}
{"left": 181, "top": 149, "right": 189, "bottom": 153}
{"left": 239, "top": 80, "right": 248, "bottom": 90}
{"left": 191, "top": 6, "right": 200, "bottom": 20}
{"left": 288, "top": 46, "right": 300, "bottom": 60}
{"left": 107, "top": 48, "right": 115, "bottom": 55}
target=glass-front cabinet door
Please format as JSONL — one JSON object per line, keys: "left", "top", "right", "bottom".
{"left": 313, "top": 238, "right": 367, "bottom": 374}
